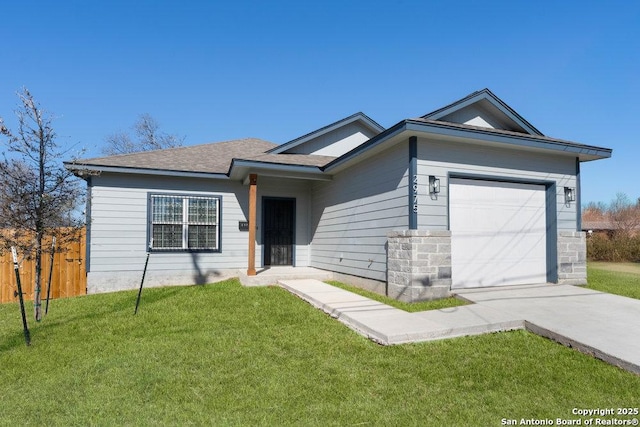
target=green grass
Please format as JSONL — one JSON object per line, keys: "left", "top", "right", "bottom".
{"left": 589, "top": 261, "right": 640, "bottom": 276}
{"left": 588, "top": 263, "right": 640, "bottom": 300}
{"left": 1, "top": 279, "right": 638, "bottom": 426}
{"left": 325, "top": 280, "right": 468, "bottom": 312}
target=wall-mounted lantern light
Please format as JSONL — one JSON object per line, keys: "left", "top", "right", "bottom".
{"left": 429, "top": 176, "right": 440, "bottom": 194}
{"left": 564, "top": 187, "right": 576, "bottom": 203}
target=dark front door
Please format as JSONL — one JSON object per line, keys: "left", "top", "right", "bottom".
{"left": 263, "top": 198, "right": 295, "bottom": 266}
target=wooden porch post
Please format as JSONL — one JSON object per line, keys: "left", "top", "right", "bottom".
{"left": 247, "top": 173, "right": 257, "bottom": 276}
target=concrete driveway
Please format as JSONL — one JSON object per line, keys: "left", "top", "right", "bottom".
{"left": 455, "top": 284, "right": 640, "bottom": 374}
{"left": 280, "top": 279, "right": 640, "bottom": 374}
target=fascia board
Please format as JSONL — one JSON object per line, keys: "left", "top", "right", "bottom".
{"left": 483, "top": 90, "right": 544, "bottom": 136}
{"left": 404, "top": 120, "right": 612, "bottom": 160}
{"left": 324, "top": 119, "right": 611, "bottom": 173}
{"left": 268, "top": 112, "right": 385, "bottom": 154}
{"left": 424, "top": 93, "right": 483, "bottom": 120}
{"left": 228, "top": 159, "right": 331, "bottom": 181}
{"left": 358, "top": 113, "right": 386, "bottom": 133}
{"left": 424, "top": 90, "right": 543, "bottom": 136}
{"left": 322, "top": 121, "right": 408, "bottom": 172}
{"left": 63, "top": 162, "right": 230, "bottom": 180}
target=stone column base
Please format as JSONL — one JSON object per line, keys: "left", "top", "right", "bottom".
{"left": 387, "top": 230, "right": 452, "bottom": 302}
{"left": 557, "top": 231, "right": 587, "bottom": 285}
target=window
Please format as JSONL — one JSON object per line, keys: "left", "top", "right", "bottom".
{"left": 149, "top": 194, "right": 220, "bottom": 251}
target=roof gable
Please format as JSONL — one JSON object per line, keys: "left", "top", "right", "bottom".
{"left": 268, "top": 112, "right": 384, "bottom": 157}
{"left": 422, "top": 88, "right": 544, "bottom": 136}
{"left": 66, "top": 89, "right": 611, "bottom": 181}
{"left": 323, "top": 117, "right": 612, "bottom": 173}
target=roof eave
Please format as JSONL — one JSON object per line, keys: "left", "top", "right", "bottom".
{"left": 404, "top": 120, "right": 612, "bottom": 161}
{"left": 63, "top": 162, "right": 230, "bottom": 180}
{"left": 323, "top": 119, "right": 611, "bottom": 172}
{"left": 228, "top": 159, "right": 332, "bottom": 181}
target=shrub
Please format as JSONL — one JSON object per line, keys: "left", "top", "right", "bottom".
{"left": 587, "top": 233, "right": 640, "bottom": 262}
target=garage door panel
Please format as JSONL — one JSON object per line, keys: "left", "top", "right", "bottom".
{"left": 454, "top": 260, "right": 546, "bottom": 288}
{"left": 450, "top": 178, "right": 547, "bottom": 289}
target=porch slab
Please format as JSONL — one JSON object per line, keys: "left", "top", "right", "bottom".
{"left": 239, "top": 267, "right": 333, "bottom": 287}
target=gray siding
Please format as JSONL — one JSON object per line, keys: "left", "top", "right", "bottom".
{"left": 88, "top": 173, "right": 311, "bottom": 292}
{"left": 86, "top": 133, "right": 581, "bottom": 294}
{"left": 89, "top": 174, "right": 247, "bottom": 273}
{"left": 440, "top": 104, "right": 500, "bottom": 129}
{"left": 310, "top": 142, "right": 409, "bottom": 281}
{"left": 286, "top": 122, "right": 378, "bottom": 156}
{"left": 416, "top": 138, "right": 578, "bottom": 231}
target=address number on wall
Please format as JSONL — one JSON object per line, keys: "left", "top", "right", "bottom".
{"left": 412, "top": 175, "right": 418, "bottom": 213}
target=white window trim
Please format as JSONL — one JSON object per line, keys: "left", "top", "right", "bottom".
{"left": 148, "top": 193, "right": 221, "bottom": 252}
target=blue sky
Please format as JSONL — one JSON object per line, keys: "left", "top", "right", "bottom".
{"left": 1, "top": 1, "right": 638, "bottom": 205}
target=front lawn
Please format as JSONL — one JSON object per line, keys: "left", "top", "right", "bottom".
{"left": 1, "top": 279, "right": 638, "bottom": 425}
{"left": 325, "top": 280, "right": 468, "bottom": 312}
{"left": 587, "top": 262, "right": 640, "bottom": 300}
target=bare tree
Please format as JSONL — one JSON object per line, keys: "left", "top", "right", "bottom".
{"left": 0, "top": 88, "right": 83, "bottom": 321}
{"left": 608, "top": 193, "right": 640, "bottom": 238}
{"left": 102, "top": 113, "right": 184, "bottom": 155}
{"left": 582, "top": 201, "right": 607, "bottom": 223}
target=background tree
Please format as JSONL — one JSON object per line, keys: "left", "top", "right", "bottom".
{"left": 0, "top": 88, "right": 83, "bottom": 321}
{"left": 608, "top": 192, "right": 640, "bottom": 238}
{"left": 102, "top": 113, "right": 184, "bottom": 155}
{"left": 585, "top": 192, "right": 640, "bottom": 262}
{"left": 582, "top": 201, "right": 607, "bottom": 223}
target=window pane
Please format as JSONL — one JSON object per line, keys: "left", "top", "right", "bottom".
{"left": 188, "top": 197, "right": 217, "bottom": 224}
{"left": 152, "top": 196, "right": 183, "bottom": 223}
{"left": 153, "top": 224, "right": 183, "bottom": 249}
{"left": 150, "top": 194, "right": 219, "bottom": 250}
{"left": 188, "top": 225, "right": 217, "bottom": 249}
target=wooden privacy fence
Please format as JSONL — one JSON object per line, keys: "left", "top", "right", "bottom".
{"left": 0, "top": 228, "right": 86, "bottom": 304}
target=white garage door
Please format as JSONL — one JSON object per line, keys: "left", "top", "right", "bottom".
{"left": 450, "top": 178, "right": 547, "bottom": 289}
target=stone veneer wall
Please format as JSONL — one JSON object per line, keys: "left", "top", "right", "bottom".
{"left": 387, "top": 230, "right": 452, "bottom": 302}
{"left": 557, "top": 231, "right": 587, "bottom": 285}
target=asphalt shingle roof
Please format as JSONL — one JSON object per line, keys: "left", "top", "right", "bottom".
{"left": 69, "top": 138, "right": 336, "bottom": 175}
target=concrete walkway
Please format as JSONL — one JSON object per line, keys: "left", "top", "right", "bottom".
{"left": 279, "top": 279, "right": 640, "bottom": 374}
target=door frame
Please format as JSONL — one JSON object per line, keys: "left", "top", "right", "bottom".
{"left": 262, "top": 197, "right": 296, "bottom": 267}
